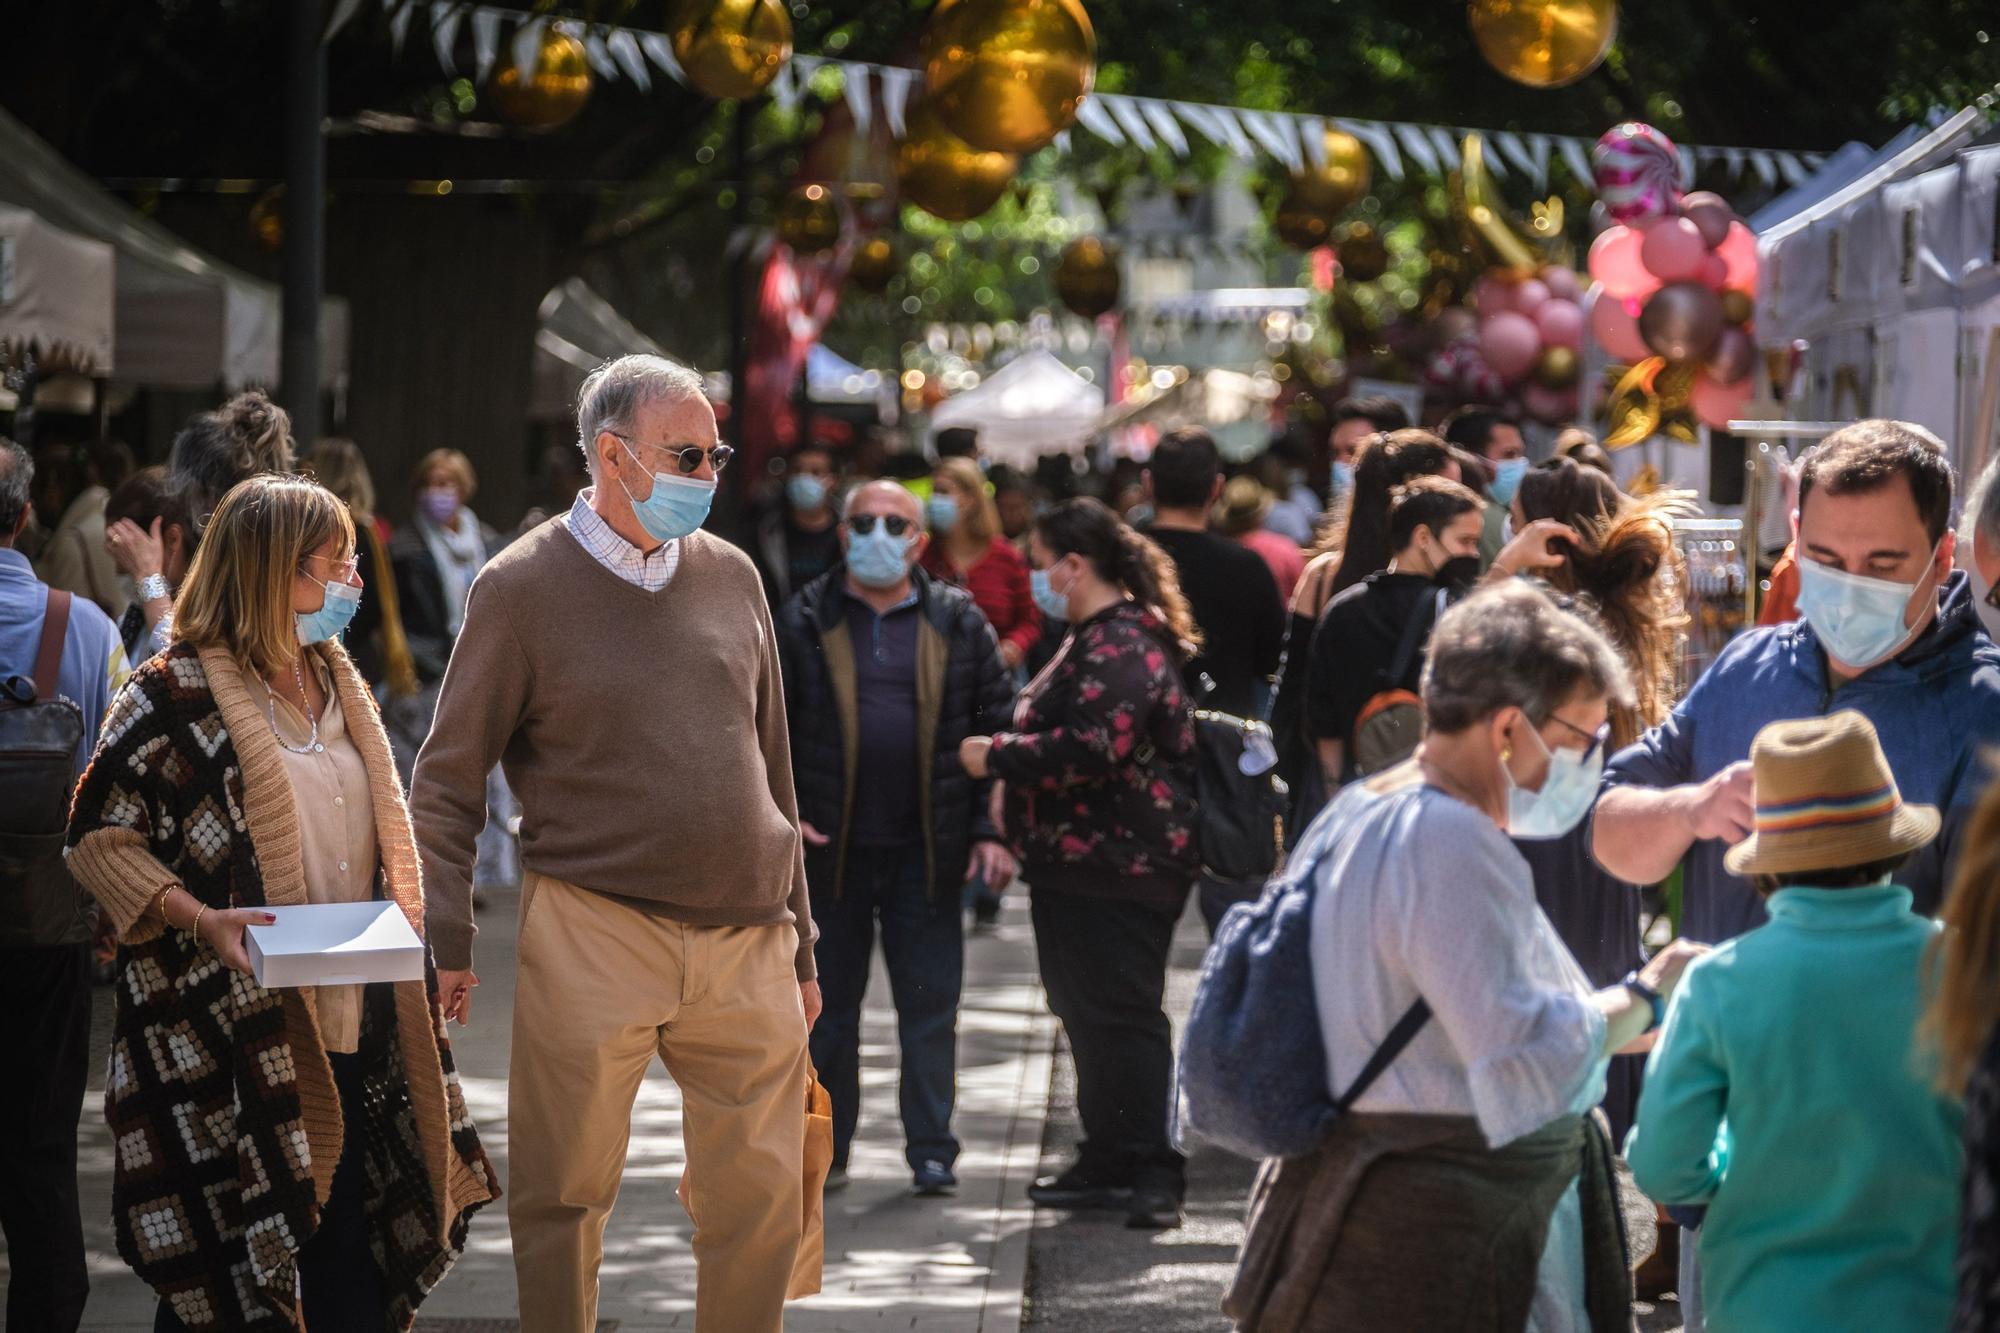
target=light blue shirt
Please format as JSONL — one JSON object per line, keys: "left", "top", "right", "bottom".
{"left": 0, "top": 546, "right": 129, "bottom": 772}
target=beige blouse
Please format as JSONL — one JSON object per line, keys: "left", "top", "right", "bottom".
{"left": 266, "top": 661, "right": 379, "bottom": 1054}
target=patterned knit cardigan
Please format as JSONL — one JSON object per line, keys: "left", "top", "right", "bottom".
{"left": 65, "top": 641, "right": 497, "bottom": 1331}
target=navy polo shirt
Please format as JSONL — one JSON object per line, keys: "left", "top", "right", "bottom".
{"left": 845, "top": 586, "right": 923, "bottom": 847}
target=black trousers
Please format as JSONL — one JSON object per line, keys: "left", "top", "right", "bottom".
{"left": 154, "top": 1049, "right": 387, "bottom": 1332}
{"left": 1030, "top": 889, "right": 1186, "bottom": 1190}
{"left": 0, "top": 941, "right": 92, "bottom": 1332}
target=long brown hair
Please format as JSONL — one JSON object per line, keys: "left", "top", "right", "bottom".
{"left": 1035, "top": 497, "right": 1201, "bottom": 658}
{"left": 1319, "top": 429, "right": 1455, "bottom": 595}
{"left": 1516, "top": 457, "right": 1692, "bottom": 747}
{"left": 1924, "top": 768, "right": 2000, "bottom": 1093}
{"left": 933, "top": 455, "right": 999, "bottom": 545}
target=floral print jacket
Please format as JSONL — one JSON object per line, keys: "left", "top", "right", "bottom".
{"left": 988, "top": 601, "right": 1199, "bottom": 899}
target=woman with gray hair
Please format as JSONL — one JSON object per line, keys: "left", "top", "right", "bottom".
{"left": 1226, "top": 580, "right": 1704, "bottom": 1333}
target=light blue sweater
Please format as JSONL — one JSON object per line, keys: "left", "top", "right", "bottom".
{"left": 1625, "top": 885, "right": 1962, "bottom": 1332}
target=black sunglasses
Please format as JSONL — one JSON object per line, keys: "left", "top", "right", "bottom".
{"left": 610, "top": 432, "right": 734, "bottom": 475}
{"left": 1548, "top": 715, "right": 1611, "bottom": 763}
{"left": 847, "top": 513, "right": 915, "bottom": 537}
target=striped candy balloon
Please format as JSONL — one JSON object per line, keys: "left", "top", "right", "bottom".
{"left": 1593, "top": 122, "right": 1683, "bottom": 225}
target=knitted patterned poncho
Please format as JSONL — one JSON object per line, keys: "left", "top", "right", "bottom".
{"left": 66, "top": 641, "right": 497, "bottom": 1331}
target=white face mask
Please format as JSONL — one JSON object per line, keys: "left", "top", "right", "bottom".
{"left": 1505, "top": 720, "right": 1604, "bottom": 840}
{"left": 1794, "top": 540, "right": 1941, "bottom": 671}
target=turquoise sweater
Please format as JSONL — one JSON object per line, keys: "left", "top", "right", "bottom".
{"left": 1625, "top": 885, "right": 1962, "bottom": 1332}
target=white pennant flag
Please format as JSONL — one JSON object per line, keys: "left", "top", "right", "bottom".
{"left": 638, "top": 31, "right": 687, "bottom": 87}
{"left": 1107, "top": 97, "right": 1158, "bottom": 151}
{"left": 1052, "top": 129, "right": 1072, "bottom": 154}
{"left": 1778, "top": 153, "right": 1808, "bottom": 186}
{"left": 324, "top": 0, "right": 367, "bottom": 42}
{"left": 1526, "top": 135, "right": 1553, "bottom": 190}
{"left": 390, "top": 0, "right": 417, "bottom": 55}
{"left": 769, "top": 59, "right": 800, "bottom": 112}
{"left": 510, "top": 15, "right": 547, "bottom": 82}
{"left": 1339, "top": 118, "right": 1404, "bottom": 181}
{"left": 1496, "top": 132, "right": 1540, "bottom": 180}
{"left": 430, "top": 2, "right": 461, "bottom": 74}
{"left": 842, "top": 62, "right": 872, "bottom": 135}
{"left": 1300, "top": 115, "right": 1328, "bottom": 168}
{"left": 877, "top": 65, "right": 915, "bottom": 138}
{"left": 1725, "top": 146, "right": 1746, "bottom": 177}
{"left": 608, "top": 28, "right": 650, "bottom": 92}
{"left": 1557, "top": 137, "right": 1593, "bottom": 186}
{"left": 1073, "top": 94, "right": 1125, "bottom": 145}
{"left": 577, "top": 27, "right": 619, "bottom": 81}
{"left": 1396, "top": 123, "right": 1441, "bottom": 176}
{"left": 1140, "top": 99, "right": 1189, "bottom": 157}
{"left": 1429, "top": 127, "right": 1462, "bottom": 171}
{"left": 471, "top": 7, "right": 502, "bottom": 83}
{"left": 1751, "top": 151, "right": 1778, "bottom": 186}
{"left": 1238, "top": 109, "right": 1302, "bottom": 172}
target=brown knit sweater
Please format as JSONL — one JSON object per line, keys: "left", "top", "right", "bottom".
{"left": 410, "top": 523, "right": 817, "bottom": 978}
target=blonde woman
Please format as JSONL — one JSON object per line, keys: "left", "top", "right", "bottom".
{"left": 302, "top": 437, "right": 417, "bottom": 698}
{"left": 921, "top": 455, "right": 1040, "bottom": 672}
{"left": 66, "top": 474, "right": 495, "bottom": 1331}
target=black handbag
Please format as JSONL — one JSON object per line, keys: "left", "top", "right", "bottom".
{"left": 1190, "top": 705, "right": 1288, "bottom": 886}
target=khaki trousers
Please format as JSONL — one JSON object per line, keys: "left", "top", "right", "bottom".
{"left": 509, "top": 872, "right": 809, "bottom": 1333}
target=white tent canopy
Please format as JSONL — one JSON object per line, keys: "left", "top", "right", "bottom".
{"left": 1099, "top": 367, "right": 1280, "bottom": 461}
{"left": 0, "top": 204, "right": 114, "bottom": 375}
{"left": 0, "top": 108, "right": 347, "bottom": 391}
{"left": 806, "top": 342, "right": 889, "bottom": 406}
{"left": 928, "top": 349, "right": 1104, "bottom": 467}
{"left": 530, "top": 276, "right": 672, "bottom": 420}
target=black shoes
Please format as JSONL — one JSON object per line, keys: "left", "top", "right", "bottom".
{"left": 912, "top": 1160, "right": 958, "bottom": 1196}
{"left": 1027, "top": 1162, "right": 1134, "bottom": 1211}
{"left": 1123, "top": 1185, "right": 1184, "bottom": 1230}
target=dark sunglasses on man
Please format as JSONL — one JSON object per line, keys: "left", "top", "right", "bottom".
{"left": 609, "top": 431, "right": 734, "bottom": 475}
{"left": 846, "top": 513, "right": 916, "bottom": 538}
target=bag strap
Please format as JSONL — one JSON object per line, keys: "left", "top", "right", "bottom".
{"left": 33, "top": 589, "right": 71, "bottom": 703}
{"left": 1333, "top": 998, "right": 1432, "bottom": 1112}
{"left": 1384, "top": 587, "right": 1446, "bottom": 688}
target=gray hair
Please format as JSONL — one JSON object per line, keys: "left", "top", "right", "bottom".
{"left": 841, "top": 478, "right": 919, "bottom": 523}
{"left": 1422, "top": 580, "right": 1634, "bottom": 733}
{"left": 0, "top": 438, "right": 31, "bottom": 538}
{"left": 1965, "top": 456, "right": 2000, "bottom": 554}
{"left": 575, "top": 355, "right": 707, "bottom": 473}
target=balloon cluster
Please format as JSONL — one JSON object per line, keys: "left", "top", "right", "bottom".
{"left": 1441, "top": 266, "right": 1586, "bottom": 424}
{"left": 1584, "top": 122, "right": 1759, "bottom": 430}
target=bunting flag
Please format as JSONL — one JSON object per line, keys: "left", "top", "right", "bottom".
{"left": 392, "top": 1, "right": 1829, "bottom": 192}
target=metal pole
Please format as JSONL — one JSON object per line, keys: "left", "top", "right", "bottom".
{"left": 280, "top": 0, "right": 326, "bottom": 447}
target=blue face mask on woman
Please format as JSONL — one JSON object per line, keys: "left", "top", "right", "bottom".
{"left": 616, "top": 439, "right": 716, "bottom": 542}
{"left": 1505, "top": 721, "right": 1604, "bottom": 839}
{"left": 297, "top": 578, "right": 363, "bottom": 646}
{"left": 846, "top": 525, "right": 914, "bottom": 588}
{"left": 1794, "top": 546, "right": 1939, "bottom": 670}
{"left": 787, "top": 473, "right": 828, "bottom": 512}
{"left": 1031, "top": 562, "right": 1072, "bottom": 622}
{"left": 1489, "top": 457, "right": 1531, "bottom": 507}
{"left": 927, "top": 493, "right": 960, "bottom": 533}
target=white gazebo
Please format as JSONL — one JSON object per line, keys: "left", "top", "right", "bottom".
{"left": 928, "top": 348, "right": 1104, "bottom": 468}
{"left": 0, "top": 203, "right": 115, "bottom": 377}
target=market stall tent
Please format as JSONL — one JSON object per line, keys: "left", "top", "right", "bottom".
{"left": 530, "top": 276, "right": 673, "bottom": 421}
{"left": 1098, "top": 367, "right": 1280, "bottom": 461}
{"left": 928, "top": 348, "right": 1104, "bottom": 468}
{"left": 0, "top": 107, "right": 346, "bottom": 392}
{"left": 0, "top": 204, "right": 114, "bottom": 375}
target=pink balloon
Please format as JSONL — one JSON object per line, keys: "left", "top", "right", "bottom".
{"left": 1640, "top": 216, "right": 1710, "bottom": 283}
{"left": 1588, "top": 225, "right": 1660, "bottom": 301}
{"left": 1512, "top": 278, "right": 1550, "bottom": 316}
{"left": 1541, "top": 266, "right": 1582, "bottom": 302}
{"left": 1587, "top": 284, "right": 1651, "bottom": 362}
{"left": 1474, "top": 275, "right": 1516, "bottom": 320}
{"left": 1718, "top": 221, "right": 1759, "bottom": 291}
{"left": 1690, "top": 369, "right": 1754, "bottom": 430}
{"left": 1480, "top": 311, "right": 1543, "bottom": 382}
{"left": 1698, "top": 253, "right": 1729, "bottom": 288}
{"left": 1520, "top": 383, "right": 1575, "bottom": 425}
{"left": 1681, "top": 191, "right": 1736, "bottom": 249}
{"left": 1535, "top": 297, "right": 1584, "bottom": 349}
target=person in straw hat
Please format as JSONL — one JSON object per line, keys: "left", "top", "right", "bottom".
{"left": 1214, "top": 473, "right": 1306, "bottom": 604}
{"left": 1626, "top": 710, "right": 1963, "bottom": 1333}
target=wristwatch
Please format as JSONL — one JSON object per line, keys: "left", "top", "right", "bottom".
{"left": 137, "top": 573, "right": 171, "bottom": 603}
{"left": 1622, "top": 971, "right": 1666, "bottom": 1032}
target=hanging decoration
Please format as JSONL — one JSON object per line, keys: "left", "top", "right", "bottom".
{"left": 1273, "top": 192, "right": 1335, "bottom": 252}
{"left": 777, "top": 183, "right": 841, "bottom": 255}
{"left": 492, "top": 27, "right": 593, "bottom": 129}
{"left": 895, "top": 99, "right": 1018, "bottom": 222}
{"left": 1054, "top": 236, "right": 1120, "bottom": 319}
{"left": 1467, "top": 0, "right": 1618, "bottom": 89}
{"left": 922, "top": 0, "right": 1096, "bottom": 155}
{"left": 848, "top": 235, "right": 898, "bottom": 292}
{"left": 1581, "top": 123, "right": 1761, "bottom": 444}
{"left": 1289, "top": 127, "right": 1372, "bottom": 219}
{"left": 667, "top": 0, "right": 793, "bottom": 101}
{"left": 1335, "top": 223, "right": 1389, "bottom": 282}
{"left": 249, "top": 186, "right": 285, "bottom": 253}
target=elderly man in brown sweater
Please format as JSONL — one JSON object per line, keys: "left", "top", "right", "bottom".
{"left": 410, "top": 354, "right": 820, "bottom": 1333}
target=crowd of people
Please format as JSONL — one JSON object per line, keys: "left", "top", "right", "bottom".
{"left": 8, "top": 352, "right": 2000, "bottom": 1332}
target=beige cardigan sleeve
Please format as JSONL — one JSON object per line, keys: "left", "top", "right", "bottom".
{"left": 68, "top": 827, "right": 179, "bottom": 944}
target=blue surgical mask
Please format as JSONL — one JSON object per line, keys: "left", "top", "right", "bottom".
{"left": 846, "top": 526, "right": 914, "bottom": 588}
{"left": 615, "top": 439, "right": 715, "bottom": 542}
{"left": 297, "top": 578, "right": 363, "bottom": 646}
{"left": 1505, "top": 722, "right": 1603, "bottom": 840}
{"left": 927, "top": 493, "right": 960, "bottom": 533}
{"left": 1331, "top": 460, "right": 1356, "bottom": 493}
{"left": 1795, "top": 548, "right": 1937, "bottom": 670}
{"left": 1030, "top": 564, "right": 1071, "bottom": 621}
{"left": 787, "top": 473, "right": 828, "bottom": 511}
{"left": 1489, "top": 456, "right": 1530, "bottom": 506}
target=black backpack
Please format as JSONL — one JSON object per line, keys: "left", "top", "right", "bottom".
{"left": 1191, "top": 706, "right": 1288, "bottom": 885}
{"left": 1350, "top": 587, "right": 1446, "bottom": 778}
{"left": 0, "top": 590, "right": 89, "bottom": 948}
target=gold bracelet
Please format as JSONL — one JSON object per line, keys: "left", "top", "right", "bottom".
{"left": 190, "top": 902, "right": 207, "bottom": 937}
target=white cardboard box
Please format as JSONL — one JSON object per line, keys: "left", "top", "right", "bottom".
{"left": 246, "top": 901, "right": 426, "bottom": 989}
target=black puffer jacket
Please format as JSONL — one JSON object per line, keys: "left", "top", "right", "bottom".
{"left": 776, "top": 565, "right": 1014, "bottom": 899}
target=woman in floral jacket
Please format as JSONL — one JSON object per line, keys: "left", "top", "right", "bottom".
{"left": 66, "top": 475, "right": 495, "bottom": 1331}
{"left": 960, "top": 496, "right": 1200, "bottom": 1231}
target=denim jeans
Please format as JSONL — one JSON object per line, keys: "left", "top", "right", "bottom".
{"left": 809, "top": 842, "right": 963, "bottom": 1172}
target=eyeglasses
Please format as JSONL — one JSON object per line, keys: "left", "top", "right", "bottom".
{"left": 1548, "top": 715, "right": 1611, "bottom": 763}
{"left": 847, "top": 513, "right": 915, "bottom": 538}
{"left": 305, "top": 552, "right": 361, "bottom": 583}
{"left": 610, "top": 432, "right": 734, "bottom": 475}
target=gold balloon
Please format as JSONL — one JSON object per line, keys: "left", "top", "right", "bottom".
{"left": 896, "top": 99, "right": 1019, "bottom": 223}
{"left": 1054, "top": 236, "right": 1120, "bottom": 319}
{"left": 777, "top": 184, "right": 841, "bottom": 255}
{"left": 1532, "top": 345, "right": 1581, "bottom": 390}
{"left": 1720, "top": 289, "right": 1754, "bottom": 326}
{"left": 668, "top": 0, "right": 793, "bottom": 101}
{"left": 1288, "top": 128, "right": 1371, "bottom": 219}
{"left": 1467, "top": 0, "right": 1618, "bottom": 89}
{"left": 250, "top": 186, "right": 284, "bottom": 253}
{"left": 493, "top": 29, "right": 593, "bottom": 130}
{"left": 850, "top": 236, "right": 897, "bottom": 292}
{"left": 1336, "top": 223, "right": 1389, "bottom": 282}
{"left": 1273, "top": 192, "right": 1334, "bottom": 251}
{"left": 923, "top": 0, "right": 1096, "bottom": 155}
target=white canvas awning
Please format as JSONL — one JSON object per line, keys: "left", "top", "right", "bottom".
{"left": 0, "top": 108, "right": 346, "bottom": 391}
{"left": 0, "top": 204, "right": 114, "bottom": 375}
{"left": 1098, "top": 367, "right": 1280, "bottom": 461}
{"left": 530, "top": 277, "right": 673, "bottom": 420}
{"left": 928, "top": 348, "right": 1104, "bottom": 467}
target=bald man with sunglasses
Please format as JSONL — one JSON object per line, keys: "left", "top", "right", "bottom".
{"left": 410, "top": 355, "right": 819, "bottom": 1333}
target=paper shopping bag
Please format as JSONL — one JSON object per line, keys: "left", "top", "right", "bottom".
{"left": 790, "top": 1065, "right": 834, "bottom": 1298}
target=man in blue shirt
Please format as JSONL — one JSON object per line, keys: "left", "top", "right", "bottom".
{"left": 0, "top": 438, "right": 128, "bottom": 1332}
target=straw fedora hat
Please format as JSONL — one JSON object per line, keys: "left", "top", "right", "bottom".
{"left": 1724, "top": 710, "right": 1939, "bottom": 877}
{"left": 1214, "top": 475, "right": 1274, "bottom": 537}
